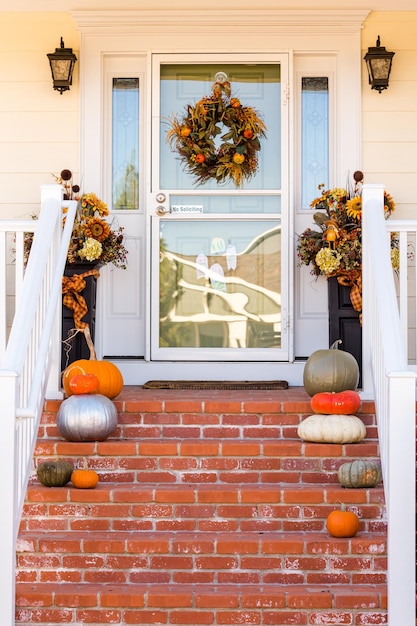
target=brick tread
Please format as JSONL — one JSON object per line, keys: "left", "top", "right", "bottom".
{"left": 16, "top": 582, "right": 387, "bottom": 624}
{"left": 21, "top": 482, "right": 386, "bottom": 534}
{"left": 31, "top": 438, "right": 381, "bottom": 486}
{"left": 16, "top": 529, "right": 387, "bottom": 587}
{"left": 25, "top": 482, "right": 386, "bottom": 500}
{"left": 17, "top": 529, "right": 387, "bottom": 548}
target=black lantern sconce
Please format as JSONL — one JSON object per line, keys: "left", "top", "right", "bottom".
{"left": 364, "top": 36, "right": 395, "bottom": 93}
{"left": 47, "top": 37, "right": 77, "bottom": 95}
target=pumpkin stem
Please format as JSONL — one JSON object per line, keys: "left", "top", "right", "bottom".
{"left": 330, "top": 339, "right": 342, "bottom": 350}
{"left": 336, "top": 499, "right": 346, "bottom": 511}
{"left": 81, "top": 457, "right": 89, "bottom": 470}
{"left": 83, "top": 326, "right": 97, "bottom": 361}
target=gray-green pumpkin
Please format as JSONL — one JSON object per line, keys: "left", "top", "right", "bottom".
{"left": 337, "top": 459, "right": 382, "bottom": 488}
{"left": 37, "top": 460, "right": 73, "bottom": 487}
{"left": 303, "top": 340, "right": 360, "bottom": 396}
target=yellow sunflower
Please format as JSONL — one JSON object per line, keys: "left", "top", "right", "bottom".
{"left": 85, "top": 217, "right": 110, "bottom": 242}
{"left": 81, "top": 193, "right": 109, "bottom": 217}
{"left": 346, "top": 196, "right": 362, "bottom": 220}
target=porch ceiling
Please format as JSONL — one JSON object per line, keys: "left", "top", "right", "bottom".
{"left": 1, "top": 0, "right": 416, "bottom": 10}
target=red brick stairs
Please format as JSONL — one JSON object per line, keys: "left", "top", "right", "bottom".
{"left": 16, "top": 387, "right": 387, "bottom": 625}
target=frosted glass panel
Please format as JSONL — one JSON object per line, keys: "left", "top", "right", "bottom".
{"left": 112, "top": 78, "right": 139, "bottom": 210}
{"left": 301, "top": 77, "right": 329, "bottom": 209}
{"left": 160, "top": 64, "right": 281, "bottom": 192}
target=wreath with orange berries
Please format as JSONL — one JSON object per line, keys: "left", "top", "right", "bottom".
{"left": 167, "top": 80, "right": 267, "bottom": 187}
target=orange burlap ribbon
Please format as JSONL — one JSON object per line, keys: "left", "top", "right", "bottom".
{"left": 336, "top": 270, "right": 362, "bottom": 323}
{"left": 62, "top": 269, "right": 100, "bottom": 329}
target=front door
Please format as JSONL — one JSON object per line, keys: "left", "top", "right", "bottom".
{"left": 150, "top": 54, "right": 290, "bottom": 363}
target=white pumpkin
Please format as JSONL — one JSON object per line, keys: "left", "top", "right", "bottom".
{"left": 297, "top": 414, "right": 366, "bottom": 444}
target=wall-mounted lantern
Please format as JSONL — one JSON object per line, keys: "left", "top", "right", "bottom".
{"left": 364, "top": 36, "right": 395, "bottom": 93}
{"left": 47, "top": 37, "right": 77, "bottom": 95}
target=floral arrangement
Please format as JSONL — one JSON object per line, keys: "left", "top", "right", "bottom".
{"left": 65, "top": 191, "right": 127, "bottom": 268}
{"left": 167, "top": 79, "right": 267, "bottom": 187}
{"left": 297, "top": 178, "right": 398, "bottom": 314}
{"left": 30, "top": 169, "right": 128, "bottom": 269}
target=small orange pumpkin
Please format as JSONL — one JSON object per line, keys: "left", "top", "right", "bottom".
{"left": 69, "top": 373, "right": 100, "bottom": 395}
{"left": 326, "top": 504, "right": 360, "bottom": 537}
{"left": 71, "top": 459, "right": 99, "bottom": 489}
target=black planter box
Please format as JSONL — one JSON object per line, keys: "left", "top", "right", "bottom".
{"left": 328, "top": 276, "right": 362, "bottom": 386}
{"left": 61, "top": 263, "right": 98, "bottom": 371}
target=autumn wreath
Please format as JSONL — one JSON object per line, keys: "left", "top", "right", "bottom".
{"left": 167, "top": 80, "right": 267, "bottom": 187}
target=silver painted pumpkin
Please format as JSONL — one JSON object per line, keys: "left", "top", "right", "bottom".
{"left": 57, "top": 393, "right": 118, "bottom": 441}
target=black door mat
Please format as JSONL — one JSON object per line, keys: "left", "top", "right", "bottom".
{"left": 142, "top": 380, "right": 289, "bottom": 390}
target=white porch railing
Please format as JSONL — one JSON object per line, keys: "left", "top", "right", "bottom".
{"left": 361, "top": 183, "right": 416, "bottom": 626}
{"left": 0, "top": 185, "right": 77, "bottom": 626}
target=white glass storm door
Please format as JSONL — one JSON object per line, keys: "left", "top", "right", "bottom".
{"left": 151, "top": 54, "right": 290, "bottom": 362}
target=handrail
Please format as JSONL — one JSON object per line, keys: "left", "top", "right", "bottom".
{"left": 361, "top": 184, "right": 416, "bottom": 626}
{"left": 0, "top": 185, "right": 77, "bottom": 626}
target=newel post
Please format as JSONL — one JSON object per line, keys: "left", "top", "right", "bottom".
{"left": 0, "top": 371, "right": 19, "bottom": 626}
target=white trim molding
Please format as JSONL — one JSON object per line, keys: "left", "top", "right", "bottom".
{"left": 72, "top": 9, "right": 370, "bottom": 35}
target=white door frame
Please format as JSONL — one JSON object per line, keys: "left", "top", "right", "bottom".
{"left": 150, "top": 52, "right": 290, "bottom": 364}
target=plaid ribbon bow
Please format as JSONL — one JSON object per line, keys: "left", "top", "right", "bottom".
{"left": 62, "top": 269, "right": 100, "bottom": 329}
{"left": 336, "top": 270, "right": 362, "bottom": 323}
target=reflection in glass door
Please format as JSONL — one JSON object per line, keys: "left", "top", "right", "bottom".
{"left": 159, "top": 218, "right": 281, "bottom": 351}
{"left": 151, "top": 54, "right": 289, "bottom": 361}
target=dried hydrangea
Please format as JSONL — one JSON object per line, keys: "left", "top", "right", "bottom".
{"left": 78, "top": 237, "right": 103, "bottom": 262}
{"left": 315, "top": 247, "right": 342, "bottom": 274}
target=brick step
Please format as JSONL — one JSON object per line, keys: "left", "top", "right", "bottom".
{"left": 17, "top": 389, "right": 387, "bottom": 625}
{"left": 32, "top": 439, "right": 381, "bottom": 484}
{"left": 38, "top": 389, "right": 378, "bottom": 443}
{"left": 15, "top": 582, "right": 388, "bottom": 625}
{"left": 16, "top": 530, "right": 387, "bottom": 586}
{"left": 21, "top": 483, "right": 386, "bottom": 533}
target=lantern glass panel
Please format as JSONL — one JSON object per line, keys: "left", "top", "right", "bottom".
{"left": 51, "top": 59, "right": 72, "bottom": 82}
{"left": 370, "top": 58, "right": 391, "bottom": 81}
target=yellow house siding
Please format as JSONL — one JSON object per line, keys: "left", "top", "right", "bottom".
{"left": 0, "top": 9, "right": 416, "bottom": 219}
{"left": 362, "top": 11, "right": 417, "bottom": 218}
{"left": 0, "top": 13, "right": 79, "bottom": 219}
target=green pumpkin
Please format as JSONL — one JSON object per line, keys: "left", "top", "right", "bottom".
{"left": 37, "top": 460, "right": 73, "bottom": 487}
{"left": 303, "top": 340, "right": 359, "bottom": 396}
{"left": 337, "top": 460, "right": 382, "bottom": 488}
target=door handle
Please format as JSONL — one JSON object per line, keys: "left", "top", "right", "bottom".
{"left": 156, "top": 205, "right": 170, "bottom": 216}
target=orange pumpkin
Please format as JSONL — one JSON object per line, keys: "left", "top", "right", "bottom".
{"left": 310, "top": 390, "right": 361, "bottom": 415}
{"left": 62, "top": 326, "right": 123, "bottom": 400}
{"left": 71, "top": 459, "right": 99, "bottom": 489}
{"left": 326, "top": 505, "right": 360, "bottom": 537}
{"left": 68, "top": 373, "right": 100, "bottom": 395}
{"left": 63, "top": 359, "right": 123, "bottom": 399}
